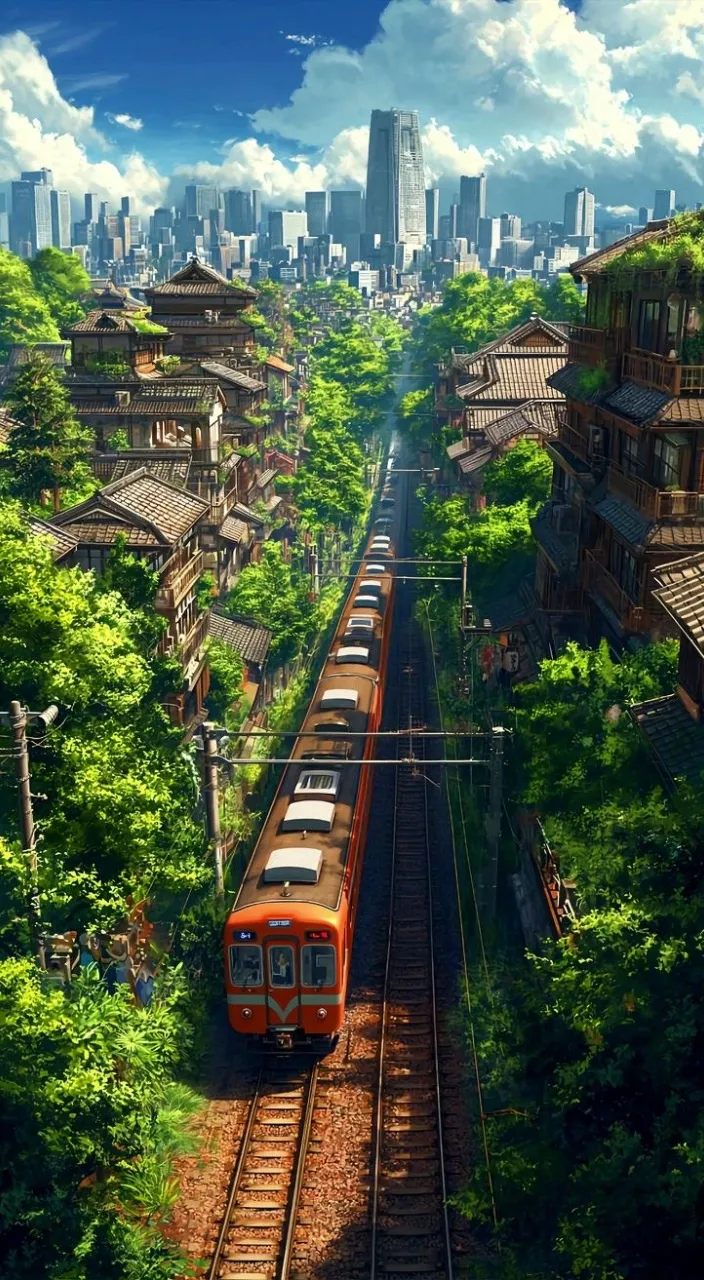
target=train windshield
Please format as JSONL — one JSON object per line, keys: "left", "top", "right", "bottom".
{"left": 302, "top": 944, "right": 336, "bottom": 988}
{"left": 230, "top": 944, "right": 263, "bottom": 987}
{"left": 268, "top": 945, "right": 295, "bottom": 988}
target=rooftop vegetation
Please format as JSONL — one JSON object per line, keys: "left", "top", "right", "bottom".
{"left": 603, "top": 210, "right": 704, "bottom": 281}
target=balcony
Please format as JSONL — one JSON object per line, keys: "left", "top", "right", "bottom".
{"left": 556, "top": 414, "right": 589, "bottom": 462}
{"left": 606, "top": 464, "right": 704, "bottom": 520}
{"left": 582, "top": 549, "right": 646, "bottom": 633}
{"left": 568, "top": 325, "right": 615, "bottom": 369}
{"left": 180, "top": 611, "right": 209, "bottom": 672}
{"left": 155, "top": 548, "right": 204, "bottom": 611}
{"left": 622, "top": 349, "right": 704, "bottom": 398}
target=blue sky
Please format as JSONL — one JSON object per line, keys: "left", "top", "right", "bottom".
{"left": 0, "top": 1, "right": 701, "bottom": 223}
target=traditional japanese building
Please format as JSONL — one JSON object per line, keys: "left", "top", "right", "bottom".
{"left": 142, "top": 258, "right": 258, "bottom": 363}
{"left": 440, "top": 315, "right": 566, "bottom": 488}
{"left": 50, "top": 469, "right": 211, "bottom": 726}
{"left": 534, "top": 214, "right": 704, "bottom": 649}
{"left": 63, "top": 309, "right": 171, "bottom": 377}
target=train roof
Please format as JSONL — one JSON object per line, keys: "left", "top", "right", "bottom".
{"left": 232, "top": 513, "right": 397, "bottom": 916}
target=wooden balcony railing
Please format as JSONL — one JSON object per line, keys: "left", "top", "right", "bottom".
{"left": 622, "top": 349, "right": 704, "bottom": 397}
{"left": 180, "top": 611, "right": 209, "bottom": 671}
{"left": 156, "top": 548, "right": 204, "bottom": 611}
{"left": 568, "top": 325, "right": 612, "bottom": 369}
{"left": 556, "top": 414, "right": 590, "bottom": 462}
{"left": 606, "top": 465, "right": 704, "bottom": 520}
{"left": 656, "top": 489, "right": 704, "bottom": 518}
{"left": 583, "top": 549, "right": 646, "bottom": 631}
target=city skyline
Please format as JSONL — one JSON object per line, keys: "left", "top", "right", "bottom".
{"left": 0, "top": 1, "right": 703, "bottom": 223}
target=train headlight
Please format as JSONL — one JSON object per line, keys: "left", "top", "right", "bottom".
{"left": 241, "top": 1008, "right": 252, "bottom": 1019}
{"left": 316, "top": 1008, "right": 327, "bottom": 1020}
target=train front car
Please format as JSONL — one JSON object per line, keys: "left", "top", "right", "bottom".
{"left": 224, "top": 514, "right": 395, "bottom": 1052}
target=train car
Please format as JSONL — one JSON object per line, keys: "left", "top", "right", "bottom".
{"left": 223, "top": 498, "right": 399, "bottom": 1051}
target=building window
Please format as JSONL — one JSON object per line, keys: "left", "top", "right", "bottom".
{"left": 637, "top": 300, "right": 661, "bottom": 352}
{"left": 652, "top": 435, "right": 682, "bottom": 489}
{"left": 609, "top": 540, "right": 640, "bottom": 603}
{"left": 619, "top": 431, "right": 639, "bottom": 476}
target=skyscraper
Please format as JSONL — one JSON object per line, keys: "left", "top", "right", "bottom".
{"left": 500, "top": 212, "right": 521, "bottom": 241}
{"left": 425, "top": 188, "right": 439, "bottom": 240}
{"left": 84, "top": 192, "right": 99, "bottom": 222}
{"left": 50, "top": 190, "right": 72, "bottom": 249}
{"left": 638, "top": 206, "right": 653, "bottom": 226}
{"left": 11, "top": 173, "right": 53, "bottom": 257}
{"left": 224, "top": 189, "right": 254, "bottom": 234}
{"left": 563, "top": 187, "right": 595, "bottom": 238}
{"left": 251, "top": 190, "right": 261, "bottom": 233}
{"left": 365, "top": 109, "right": 425, "bottom": 247}
{"left": 448, "top": 204, "right": 459, "bottom": 239}
{"left": 477, "top": 217, "right": 501, "bottom": 267}
{"left": 653, "top": 189, "right": 676, "bottom": 220}
{"left": 459, "top": 174, "right": 486, "bottom": 244}
{"left": 269, "top": 210, "right": 308, "bottom": 250}
{"left": 185, "top": 184, "right": 219, "bottom": 219}
{"left": 305, "top": 191, "right": 328, "bottom": 237}
{"left": 330, "top": 190, "right": 363, "bottom": 261}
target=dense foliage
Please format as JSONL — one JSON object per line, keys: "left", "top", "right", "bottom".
{"left": 223, "top": 542, "right": 315, "bottom": 669}
{"left": 413, "top": 271, "right": 585, "bottom": 370}
{"left": 603, "top": 208, "right": 704, "bottom": 282}
{"left": 28, "top": 248, "right": 90, "bottom": 330}
{"left": 3, "top": 354, "right": 95, "bottom": 511}
{"left": 0, "top": 248, "right": 61, "bottom": 359}
{"left": 457, "top": 641, "right": 704, "bottom": 1280}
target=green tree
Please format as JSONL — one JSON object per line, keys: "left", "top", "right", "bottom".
{"left": 205, "top": 638, "right": 245, "bottom": 722}
{"left": 4, "top": 353, "right": 94, "bottom": 511}
{"left": 29, "top": 246, "right": 90, "bottom": 329}
{"left": 482, "top": 439, "right": 553, "bottom": 507}
{"left": 224, "top": 542, "right": 313, "bottom": 668}
{"left": 0, "top": 247, "right": 60, "bottom": 360}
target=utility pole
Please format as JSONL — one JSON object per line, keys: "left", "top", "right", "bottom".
{"left": 479, "top": 724, "right": 506, "bottom": 921}
{"left": 0, "top": 700, "right": 59, "bottom": 956}
{"left": 199, "top": 723, "right": 225, "bottom": 897}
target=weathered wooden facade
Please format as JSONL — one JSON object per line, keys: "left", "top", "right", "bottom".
{"left": 142, "top": 259, "right": 258, "bottom": 362}
{"left": 534, "top": 214, "right": 704, "bottom": 649}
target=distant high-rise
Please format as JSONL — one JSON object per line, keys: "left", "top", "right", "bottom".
{"left": 50, "top": 190, "right": 72, "bottom": 249}
{"left": 121, "top": 196, "right": 131, "bottom": 216}
{"left": 0, "top": 193, "right": 9, "bottom": 250}
{"left": 477, "top": 216, "right": 501, "bottom": 267}
{"left": 448, "top": 204, "right": 459, "bottom": 239}
{"left": 84, "top": 192, "right": 99, "bottom": 222}
{"left": 653, "top": 189, "right": 676, "bottom": 220}
{"left": 425, "top": 188, "right": 439, "bottom": 240}
{"left": 251, "top": 190, "right": 261, "bottom": 233}
{"left": 365, "top": 109, "right": 425, "bottom": 246}
{"left": 12, "top": 175, "right": 53, "bottom": 257}
{"left": 269, "top": 209, "right": 308, "bottom": 251}
{"left": 224, "top": 189, "right": 254, "bottom": 235}
{"left": 459, "top": 174, "right": 486, "bottom": 244}
{"left": 638, "top": 206, "right": 653, "bottom": 226}
{"left": 563, "top": 187, "right": 595, "bottom": 238}
{"left": 305, "top": 191, "right": 328, "bottom": 237}
{"left": 21, "top": 168, "right": 53, "bottom": 187}
{"left": 500, "top": 212, "right": 521, "bottom": 241}
{"left": 185, "top": 184, "right": 219, "bottom": 219}
{"left": 330, "top": 190, "right": 363, "bottom": 261}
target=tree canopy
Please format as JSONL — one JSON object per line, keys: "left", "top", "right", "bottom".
{"left": 0, "top": 247, "right": 60, "bottom": 360}
{"left": 29, "top": 247, "right": 90, "bottom": 330}
{"left": 223, "top": 541, "right": 314, "bottom": 668}
{"left": 3, "top": 353, "right": 94, "bottom": 511}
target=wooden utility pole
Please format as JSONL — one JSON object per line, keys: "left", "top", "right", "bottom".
{"left": 200, "top": 724, "right": 225, "bottom": 897}
{"left": 0, "top": 701, "right": 59, "bottom": 955}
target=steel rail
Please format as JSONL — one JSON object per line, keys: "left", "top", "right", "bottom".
{"left": 207, "top": 1066, "right": 264, "bottom": 1280}
{"left": 278, "top": 1062, "right": 319, "bottom": 1279}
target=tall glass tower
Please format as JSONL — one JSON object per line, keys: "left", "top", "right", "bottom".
{"left": 365, "top": 109, "right": 425, "bottom": 247}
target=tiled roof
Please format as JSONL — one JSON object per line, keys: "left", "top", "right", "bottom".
{"left": 263, "top": 494, "right": 283, "bottom": 512}
{"left": 659, "top": 398, "right": 704, "bottom": 423}
{"left": 530, "top": 507, "right": 576, "bottom": 574}
{"left": 93, "top": 280, "right": 143, "bottom": 310}
{"left": 65, "top": 310, "right": 146, "bottom": 334}
{"left": 255, "top": 467, "right": 278, "bottom": 489}
{"left": 459, "top": 446, "right": 494, "bottom": 475}
{"left": 648, "top": 524, "right": 704, "bottom": 551}
{"left": 446, "top": 437, "right": 470, "bottom": 460}
{"left": 90, "top": 450, "right": 192, "bottom": 487}
{"left": 59, "top": 518, "right": 162, "bottom": 547}
{"left": 229, "top": 500, "right": 264, "bottom": 527}
{"left": 219, "top": 516, "right": 249, "bottom": 545}
{"left": 29, "top": 518, "right": 77, "bottom": 561}
{"left": 199, "top": 361, "right": 266, "bottom": 392}
{"left": 53, "top": 468, "right": 208, "bottom": 545}
{"left": 208, "top": 610, "right": 272, "bottom": 664}
{"left": 145, "top": 314, "right": 248, "bottom": 328}
{"left": 652, "top": 552, "right": 704, "bottom": 653}
{"left": 1, "top": 343, "right": 69, "bottom": 378}
{"left": 73, "top": 381, "right": 221, "bottom": 417}
{"left": 457, "top": 353, "right": 566, "bottom": 404}
{"left": 630, "top": 693, "right": 704, "bottom": 783}
{"left": 602, "top": 381, "right": 673, "bottom": 425}
{"left": 571, "top": 219, "right": 671, "bottom": 278}
{"left": 450, "top": 316, "right": 568, "bottom": 369}
{"left": 147, "top": 258, "right": 256, "bottom": 298}
{"left": 547, "top": 362, "right": 613, "bottom": 404}
{"left": 591, "top": 494, "right": 653, "bottom": 547}
{"left": 265, "top": 354, "right": 294, "bottom": 373}
{"left": 485, "top": 401, "right": 559, "bottom": 447}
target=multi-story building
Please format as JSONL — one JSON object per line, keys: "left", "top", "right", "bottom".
{"left": 50, "top": 190, "right": 72, "bottom": 250}
{"left": 305, "top": 191, "right": 328, "bottom": 237}
{"left": 425, "top": 188, "right": 439, "bottom": 241}
{"left": 477, "top": 216, "right": 501, "bottom": 267}
{"left": 459, "top": 174, "right": 486, "bottom": 245}
{"left": 653, "top": 190, "right": 676, "bottom": 221}
{"left": 268, "top": 210, "right": 308, "bottom": 253}
{"left": 533, "top": 214, "right": 704, "bottom": 648}
{"left": 500, "top": 212, "right": 521, "bottom": 241}
{"left": 0, "top": 195, "right": 8, "bottom": 251}
{"left": 330, "top": 190, "right": 362, "bottom": 263}
{"left": 185, "top": 184, "right": 219, "bottom": 220}
{"left": 365, "top": 108, "right": 425, "bottom": 248}
{"left": 563, "top": 187, "right": 595, "bottom": 240}
{"left": 84, "top": 193, "right": 99, "bottom": 223}
{"left": 224, "top": 189, "right": 255, "bottom": 235}
{"left": 142, "top": 258, "right": 258, "bottom": 362}
{"left": 11, "top": 171, "right": 53, "bottom": 257}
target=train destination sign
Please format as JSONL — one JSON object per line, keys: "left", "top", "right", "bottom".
{"left": 267, "top": 919, "right": 292, "bottom": 928}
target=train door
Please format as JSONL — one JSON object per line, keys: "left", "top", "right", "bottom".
{"left": 263, "top": 936, "right": 300, "bottom": 1026}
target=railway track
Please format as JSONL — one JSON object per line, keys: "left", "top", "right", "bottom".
{"left": 370, "top": 618, "right": 453, "bottom": 1280}
{"left": 209, "top": 1060, "right": 318, "bottom": 1280}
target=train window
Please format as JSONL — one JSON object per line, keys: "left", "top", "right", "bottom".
{"left": 336, "top": 646, "right": 370, "bottom": 664}
{"left": 229, "top": 944, "right": 263, "bottom": 987}
{"left": 314, "top": 718, "right": 350, "bottom": 731}
{"left": 366, "top": 563, "right": 387, "bottom": 573}
{"left": 269, "top": 945, "right": 295, "bottom": 988}
{"left": 346, "top": 618, "right": 374, "bottom": 633}
{"left": 353, "top": 596, "right": 379, "bottom": 609}
{"left": 360, "top": 580, "right": 382, "bottom": 592}
{"left": 295, "top": 770, "right": 341, "bottom": 798}
{"left": 302, "top": 945, "right": 336, "bottom": 988}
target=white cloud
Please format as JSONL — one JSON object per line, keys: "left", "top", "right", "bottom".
{"left": 106, "top": 111, "right": 143, "bottom": 131}
{"left": 601, "top": 203, "right": 637, "bottom": 216}
{"left": 676, "top": 71, "right": 704, "bottom": 108}
{"left": 0, "top": 30, "right": 164, "bottom": 213}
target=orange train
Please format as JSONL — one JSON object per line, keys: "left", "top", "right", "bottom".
{"left": 223, "top": 484, "right": 399, "bottom": 1050}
